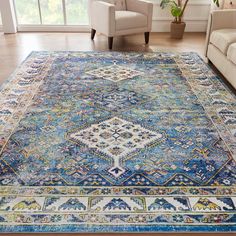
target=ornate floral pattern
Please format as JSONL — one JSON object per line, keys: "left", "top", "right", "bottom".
{"left": 0, "top": 51, "right": 235, "bottom": 232}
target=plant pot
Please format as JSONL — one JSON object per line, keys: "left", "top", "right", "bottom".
{"left": 170, "top": 22, "right": 186, "bottom": 39}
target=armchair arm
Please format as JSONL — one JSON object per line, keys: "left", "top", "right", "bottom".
{"left": 90, "top": 1, "right": 116, "bottom": 37}
{"left": 126, "top": 0, "right": 153, "bottom": 31}
{"left": 205, "top": 10, "right": 236, "bottom": 56}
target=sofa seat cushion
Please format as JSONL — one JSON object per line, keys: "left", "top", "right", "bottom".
{"left": 227, "top": 43, "right": 236, "bottom": 65}
{"left": 115, "top": 11, "right": 147, "bottom": 31}
{"left": 210, "top": 29, "right": 236, "bottom": 54}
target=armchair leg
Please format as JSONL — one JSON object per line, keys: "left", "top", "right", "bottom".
{"left": 91, "top": 29, "right": 96, "bottom": 40}
{"left": 108, "top": 37, "right": 113, "bottom": 50}
{"left": 144, "top": 32, "right": 150, "bottom": 44}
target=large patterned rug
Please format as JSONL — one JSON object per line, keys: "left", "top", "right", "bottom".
{"left": 0, "top": 51, "right": 235, "bottom": 233}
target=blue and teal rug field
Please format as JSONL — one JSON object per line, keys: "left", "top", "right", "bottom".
{"left": 0, "top": 51, "right": 235, "bottom": 232}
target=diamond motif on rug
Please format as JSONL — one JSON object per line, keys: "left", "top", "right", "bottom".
{"left": 86, "top": 64, "right": 143, "bottom": 82}
{"left": 84, "top": 87, "right": 150, "bottom": 113}
{"left": 69, "top": 117, "right": 163, "bottom": 177}
{"left": 69, "top": 117, "right": 162, "bottom": 159}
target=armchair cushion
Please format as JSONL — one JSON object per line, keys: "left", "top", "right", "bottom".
{"left": 115, "top": 11, "right": 147, "bottom": 31}
{"left": 227, "top": 43, "right": 236, "bottom": 65}
{"left": 210, "top": 29, "right": 236, "bottom": 54}
{"left": 107, "top": 0, "right": 126, "bottom": 10}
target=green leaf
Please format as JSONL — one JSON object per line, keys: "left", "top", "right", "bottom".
{"left": 171, "top": 6, "right": 182, "bottom": 17}
{"left": 160, "top": 0, "right": 177, "bottom": 9}
{"left": 213, "top": 0, "right": 220, "bottom": 7}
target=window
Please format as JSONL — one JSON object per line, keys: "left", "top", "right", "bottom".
{"left": 66, "top": 0, "right": 88, "bottom": 25}
{"left": 40, "top": 0, "right": 64, "bottom": 24}
{"left": 0, "top": 10, "right": 2, "bottom": 26}
{"left": 14, "top": 0, "right": 89, "bottom": 25}
{"left": 15, "top": 0, "right": 41, "bottom": 24}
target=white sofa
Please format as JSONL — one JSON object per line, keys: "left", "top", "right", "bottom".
{"left": 205, "top": 10, "right": 236, "bottom": 89}
{"left": 88, "top": 0, "right": 153, "bottom": 49}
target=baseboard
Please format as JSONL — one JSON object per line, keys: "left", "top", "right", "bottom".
{"left": 16, "top": 22, "right": 208, "bottom": 33}
{"left": 152, "top": 20, "right": 208, "bottom": 32}
{"left": 17, "top": 25, "right": 90, "bottom": 32}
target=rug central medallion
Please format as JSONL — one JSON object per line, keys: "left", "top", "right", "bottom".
{"left": 83, "top": 87, "right": 150, "bottom": 112}
{"left": 86, "top": 64, "right": 143, "bottom": 82}
{"left": 69, "top": 117, "right": 164, "bottom": 177}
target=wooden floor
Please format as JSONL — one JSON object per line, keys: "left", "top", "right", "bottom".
{"left": 0, "top": 32, "right": 206, "bottom": 85}
{"left": 0, "top": 32, "right": 231, "bottom": 235}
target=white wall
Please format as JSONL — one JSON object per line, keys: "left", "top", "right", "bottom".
{"left": 150, "top": 0, "right": 211, "bottom": 32}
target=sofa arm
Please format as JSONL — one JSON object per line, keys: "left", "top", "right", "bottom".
{"left": 126, "top": 0, "right": 153, "bottom": 31}
{"left": 90, "top": 1, "right": 116, "bottom": 37}
{"left": 205, "top": 10, "right": 236, "bottom": 57}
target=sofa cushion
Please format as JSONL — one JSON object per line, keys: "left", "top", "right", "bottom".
{"left": 115, "top": 11, "right": 147, "bottom": 31}
{"left": 210, "top": 29, "right": 236, "bottom": 54}
{"left": 227, "top": 43, "right": 236, "bottom": 65}
{"left": 108, "top": 0, "right": 126, "bottom": 10}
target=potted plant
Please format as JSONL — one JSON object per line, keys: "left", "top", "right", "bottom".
{"left": 160, "top": 0, "right": 220, "bottom": 39}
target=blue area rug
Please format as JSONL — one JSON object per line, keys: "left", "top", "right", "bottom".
{"left": 0, "top": 51, "right": 235, "bottom": 233}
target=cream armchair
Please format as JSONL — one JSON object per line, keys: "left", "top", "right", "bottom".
{"left": 88, "top": 0, "right": 153, "bottom": 49}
